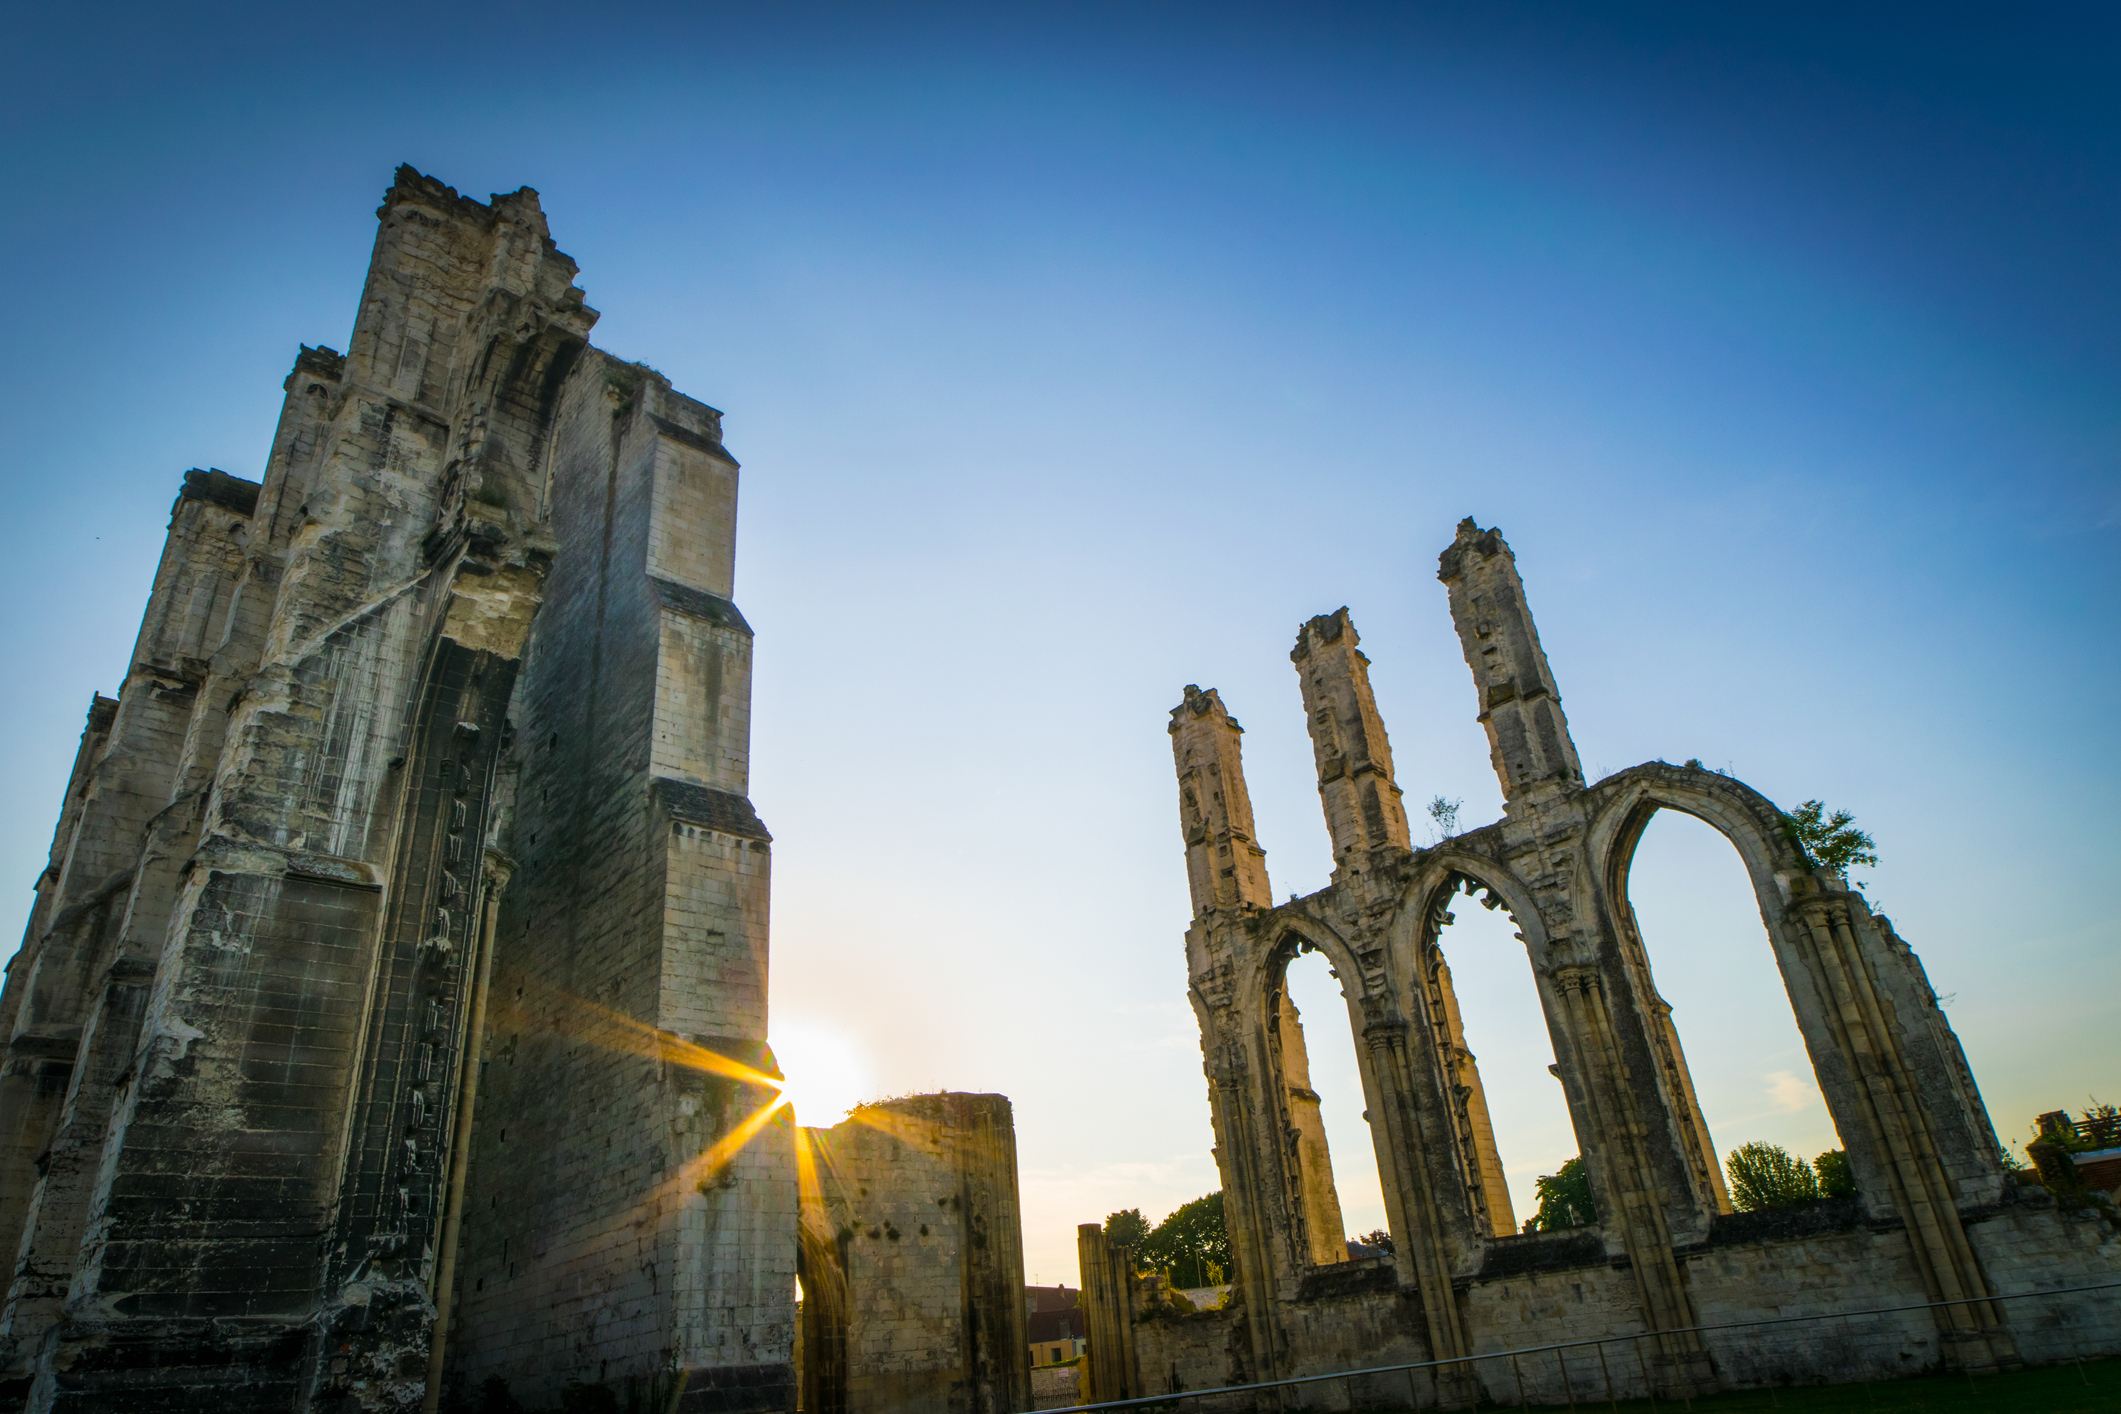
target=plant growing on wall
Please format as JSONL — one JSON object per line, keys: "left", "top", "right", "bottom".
{"left": 1782, "top": 800, "right": 1878, "bottom": 876}
{"left": 1134, "top": 1192, "right": 1231, "bottom": 1288}
{"left": 1427, "top": 796, "right": 1462, "bottom": 840}
{"left": 1726, "top": 1142, "right": 1822, "bottom": 1209}
{"left": 1524, "top": 1157, "right": 1597, "bottom": 1231}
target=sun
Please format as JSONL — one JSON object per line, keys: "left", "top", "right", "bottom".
{"left": 771, "top": 1022, "right": 872, "bottom": 1128}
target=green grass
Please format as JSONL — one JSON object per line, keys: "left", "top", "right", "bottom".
{"left": 1482, "top": 1356, "right": 2117, "bottom": 1414}
{"left": 1260, "top": 1358, "right": 2121, "bottom": 1414}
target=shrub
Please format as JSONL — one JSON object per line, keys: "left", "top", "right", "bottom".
{"left": 1524, "top": 1157, "right": 1597, "bottom": 1231}
{"left": 1726, "top": 1142, "right": 1821, "bottom": 1210}
{"left": 1814, "top": 1149, "right": 1857, "bottom": 1198}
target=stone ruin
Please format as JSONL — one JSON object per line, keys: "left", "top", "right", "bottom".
{"left": 1, "top": 164, "right": 2114, "bottom": 1414}
{"left": 0, "top": 168, "right": 1029, "bottom": 1414}
{"left": 1070, "top": 519, "right": 2121, "bottom": 1407}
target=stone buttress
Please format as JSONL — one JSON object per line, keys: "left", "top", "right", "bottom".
{"left": 794, "top": 1095, "right": 1030, "bottom": 1414}
{"left": 1087, "top": 519, "right": 2086, "bottom": 1411}
{"left": 0, "top": 168, "right": 794, "bottom": 1413}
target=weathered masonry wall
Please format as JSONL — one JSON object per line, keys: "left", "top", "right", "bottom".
{"left": 1083, "top": 520, "right": 2121, "bottom": 1409}
{"left": 798, "top": 1096, "right": 1030, "bottom": 1414}
{"left": 0, "top": 167, "right": 792, "bottom": 1414}
{"left": 444, "top": 349, "right": 794, "bottom": 1414}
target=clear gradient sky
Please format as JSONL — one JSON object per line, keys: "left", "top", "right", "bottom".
{"left": 4, "top": 3, "right": 2116, "bottom": 1288}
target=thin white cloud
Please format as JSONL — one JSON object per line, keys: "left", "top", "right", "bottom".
{"left": 1764, "top": 1070, "right": 1814, "bottom": 1114}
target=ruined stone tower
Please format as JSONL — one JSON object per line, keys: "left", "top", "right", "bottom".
{"left": 0, "top": 168, "right": 792, "bottom": 1412}
{"left": 1073, "top": 518, "right": 2118, "bottom": 1408}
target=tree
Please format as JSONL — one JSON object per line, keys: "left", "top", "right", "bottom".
{"left": 1103, "top": 1208, "right": 1150, "bottom": 1252}
{"left": 1524, "top": 1157, "right": 1596, "bottom": 1231}
{"left": 1136, "top": 1192, "right": 1231, "bottom": 1288}
{"left": 1783, "top": 800, "right": 1877, "bottom": 876}
{"left": 1813, "top": 1149, "right": 1857, "bottom": 1198}
{"left": 1353, "top": 1228, "right": 1395, "bottom": 1256}
{"left": 1427, "top": 796, "right": 1462, "bottom": 839}
{"left": 1725, "top": 1142, "right": 1821, "bottom": 1210}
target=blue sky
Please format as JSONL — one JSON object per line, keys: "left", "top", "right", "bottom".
{"left": 3, "top": 3, "right": 2115, "bottom": 1283}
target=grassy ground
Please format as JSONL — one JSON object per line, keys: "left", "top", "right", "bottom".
{"left": 1472, "top": 1357, "right": 2118, "bottom": 1414}
{"left": 1256, "top": 1358, "right": 2121, "bottom": 1414}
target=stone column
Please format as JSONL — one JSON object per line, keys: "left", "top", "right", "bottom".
{"left": 1075, "top": 1224, "right": 1140, "bottom": 1406}
{"left": 1358, "top": 1018, "right": 1479, "bottom": 1407}
{"left": 1198, "top": 1040, "right": 1284, "bottom": 1384}
{"left": 1291, "top": 609, "right": 1411, "bottom": 866}
{"left": 1435, "top": 520, "right": 1584, "bottom": 804}
{"left": 1264, "top": 980, "right": 1352, "bottom": 1269}
{"left": 1791, "top": 895, "right": 2011, "bottom": 1368}
{"left": 1547, "top": 966, "right": 1712, "bottom": 1396}
{"left": 1169, "top": 686, "right": 1274, "bottom": 915}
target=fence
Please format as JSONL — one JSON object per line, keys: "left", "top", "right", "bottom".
{"left": 1033, "top": 1281, "right": 2121, "bottom": 1414}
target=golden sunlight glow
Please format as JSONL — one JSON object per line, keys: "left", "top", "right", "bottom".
{"left": 771, "top": 1022, "right": 872, "bottom": 1128}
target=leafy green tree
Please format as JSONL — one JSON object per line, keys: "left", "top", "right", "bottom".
{"left": 1783, "top": 800, "right": 1877, "bottom": 876}
{"left": 1524, "top": 1157, "right": 1596, "bottom": 1231}
{"left": 1813, "top": 1149, "right": 1857, "bottom": 1198}
{"left": 1136, "top": 1192, "right": 1230, "bottom": 1288}
{"left": 1726, "top": 1142, "right": 1821, "bottom": 1210}
{"left": 1103, "top": 1208, "right": 1151, "bottom": 1252}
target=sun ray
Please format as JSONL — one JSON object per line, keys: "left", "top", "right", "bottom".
{"left": 473, "top": 969, "right": 795, "bottom": 1263}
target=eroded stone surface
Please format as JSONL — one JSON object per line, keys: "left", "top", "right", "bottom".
{"left": 0, "top": 167, "right": 792, "bottom": 1413}
{"left": 1084, "top": 519, "right": 2121, "bottom": 1409}
{"left": 796, "top": 1095, "right": 1029, "bottom": 1414}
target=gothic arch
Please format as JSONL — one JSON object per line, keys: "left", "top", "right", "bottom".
{"left": 1386, "top": 853, "right": 1556, "bottom": 1237}
{"left": 1586, "top": 763, "right": 1811, "bottom": 921}
{"left": 1586, "top": 764, "right": 1842, "bottom": 1214}
{"left": 1254, "top": 920, "right": 1375, "bottom": 1271}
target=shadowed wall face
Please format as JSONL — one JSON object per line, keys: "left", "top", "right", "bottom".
{"left": 1123, "top": 521, "right": 2112, "bottom": 1406}
{"left": 799, "top": 1094, "right": 1031, "bottom": 1414}
{"left": 0, "top": 167, "right": 792, "bottom": 1414}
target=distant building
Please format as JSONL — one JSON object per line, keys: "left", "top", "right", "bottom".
{"left": 1025, "top": 1286, "right": 1087, "bottom": 1367}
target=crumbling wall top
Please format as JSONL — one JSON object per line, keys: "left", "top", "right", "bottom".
{"left": 173, "top": 467, "right": 260, "bottom": 517}
{"left": 1437, "top": 516, "right": 1510, "bottom": 582}
{"left": 1170, "top": 683, "right": 1242, "bottom": 734}
{"left": 380, "top": 163, "right": 534, "bottom": 234}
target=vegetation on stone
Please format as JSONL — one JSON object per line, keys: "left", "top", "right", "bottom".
{"left": 1108, "top": 1194, "right": 1232, "bottom": 1288}
{"left": 1784, "top": 799, "right": 1878, "bottom": 875}
{"left": 1726, "top": 1142, "right": 1859, "bottom": 1210}
{"left": 1138, "top": 1192, "right": 1232, "bottom": 1288}
{"left": 1525, "top": 1156, "right": 1598, "bottom": 1231}
{"left": 1103, "top": 1207, "right": 1151, "bottom": 1251}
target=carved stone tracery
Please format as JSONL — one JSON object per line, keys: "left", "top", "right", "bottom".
{"left": 1165, "top": 519, "right": 2021, "bottom": 1401}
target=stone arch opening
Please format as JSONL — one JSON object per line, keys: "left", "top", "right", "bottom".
{"left": 1411, "top": 871, "right": 1573, "bottom": 1236}
{"left": 1610, "top": 803, "right": 1849, "bottom": 1212}
{"left": 1262, "top": 935, "right": 1378, "bottom": 1267}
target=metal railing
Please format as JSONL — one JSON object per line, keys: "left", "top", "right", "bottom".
{"left": 1033, "top": 1280, "right": 2121, "bottom": 1414}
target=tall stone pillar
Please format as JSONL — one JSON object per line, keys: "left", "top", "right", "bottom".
{"left": 1170, "top": 686, "right": 1274, "bottom": 915}
{"left": 1790, "top": 891, "right": 2010, "bottom": 1366}
{"left": 1263, "top": 984, "right": 1351, "bottom": 1269}
{"left": 1357, "top": 1018, "right": 1478, "bottom": 1406}
{"left": 1438, "top": 521, "right": 1713, "bottom": 1391}
{"left": 1548, "top": 967, "right": 1712, "bottom": 1394}
{"left": 1436, "top": 519, "right": 1583, "bottom": 803}
{"left": 1075, "top": 1224, "right": 1140, "bottom": 1407}
{"left": 1291, "top": 609, "right": 1410, "bottom": 864}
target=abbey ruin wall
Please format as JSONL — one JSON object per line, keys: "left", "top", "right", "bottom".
{"left": 0, "top": 167, "right": 797, "bottom": 1414}
{"left": 1075, "top": 518, "right": 2121, "bottom": 1410}
{"left": 798, "top": 1095, "right": 1030, "bottom": 1414}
